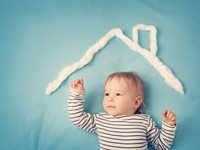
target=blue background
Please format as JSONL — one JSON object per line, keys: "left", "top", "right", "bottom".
{"left": 0, "top": 0, "right": 200, "bottom": 149}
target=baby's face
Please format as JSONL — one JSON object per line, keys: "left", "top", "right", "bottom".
{"left": 103, "top": 77, "right": 137, "bottom": 116}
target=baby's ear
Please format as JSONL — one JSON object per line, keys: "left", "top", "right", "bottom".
{"left": 133, "top": 96, "right": 142, "bottom": 108}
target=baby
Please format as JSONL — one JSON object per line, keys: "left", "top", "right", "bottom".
{"left": 68, "top": 72, "right": 176, "bottom": 150}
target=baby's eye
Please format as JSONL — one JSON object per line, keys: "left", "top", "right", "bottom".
{"left": 116, "top": 92, "right": 123, "bottom": 96}
{"left": 104, "top": 93, "right": 109, "bottom": 96}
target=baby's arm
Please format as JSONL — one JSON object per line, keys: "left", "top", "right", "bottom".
{"left": 68, "top": 79, "right": 97, "bottom": 133}
{"left": 147, "top": 110, "right": 177, "bottom": 150}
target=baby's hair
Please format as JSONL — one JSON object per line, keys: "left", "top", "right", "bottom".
{"left": 105, "top": 72, "right": 145, "bottom": 113}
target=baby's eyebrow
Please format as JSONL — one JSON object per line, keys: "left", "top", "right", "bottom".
{"left": 116, "top": 91, "right": 124, "bottom": 93}
{"left": 116, "top": 91, "right": 125, "bottom": 94}
{"left": 104, "top": 90, "right": 125, "bottom": 93}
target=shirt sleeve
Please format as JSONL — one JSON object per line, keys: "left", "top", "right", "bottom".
{"left": 146, "top": 116, "right": 176, "bottom": 150}
{"left": 68, "top": 88, "right": 97, "bottom": 133}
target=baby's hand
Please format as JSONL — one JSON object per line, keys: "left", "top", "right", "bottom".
{"left": 70, "top": 79, "right": 84, "bottom": 92}
{"left": 162, "top": 110, "right": 176, "bottom": 126}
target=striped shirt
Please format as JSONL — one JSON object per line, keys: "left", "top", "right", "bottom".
{"left": 68, "top": 89, "right": 176, "bottom": 150}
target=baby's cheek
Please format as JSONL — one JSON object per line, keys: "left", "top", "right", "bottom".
{"left": 102, "top": 99, "right": 107, "bottom": 108}
{"left": 118, "top": 101, "right": 127, "bottom": 109}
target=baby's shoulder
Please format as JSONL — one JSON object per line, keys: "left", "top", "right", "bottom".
{"left": 133, "top": 113, "right": 151, "bottom": 122}
{"left": 135, "top": 113, "right": 150, "bottom": 119}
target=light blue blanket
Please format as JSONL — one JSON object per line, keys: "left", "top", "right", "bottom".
{"left": 0, "top": 0, "right": 199, "bottom": 149}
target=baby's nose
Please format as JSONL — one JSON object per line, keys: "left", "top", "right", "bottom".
{"left": 108, "top": 96, "right": 115, "bottom": 102}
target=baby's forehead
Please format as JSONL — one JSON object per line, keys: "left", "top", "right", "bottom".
{"left": 105, "top": 77, "right": 136, "bottom": 88}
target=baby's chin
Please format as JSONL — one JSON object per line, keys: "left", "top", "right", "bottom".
{"left": 104, "top": 109, "right": 118, "bottom": 116}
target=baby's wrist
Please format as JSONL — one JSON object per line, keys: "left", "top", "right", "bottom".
{"left": 162, "top": 120, "right": 176, "bottom": 127}
{"left": 70, "top": 87, "right": 84, "bottom": 94}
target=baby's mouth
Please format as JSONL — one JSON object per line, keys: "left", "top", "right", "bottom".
{"left": 107, "top": 105, "right": 116, "bottom": 108}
